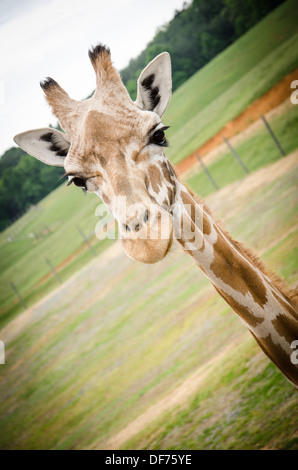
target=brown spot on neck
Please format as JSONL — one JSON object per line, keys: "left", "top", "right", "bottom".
{"left": 210, "top": 225, "right": 268, "bottom": 308}
{"left": 147, "top": 165, "right": 162, "bottom": 194}
{"left": 212, "top": 284, "right": 264, "bottom": 329}
{"left": 180, "top": 190, "right": 212, "bottom": 237}
{"left": 250, "top": 331, "right": 298, "bottom": 387}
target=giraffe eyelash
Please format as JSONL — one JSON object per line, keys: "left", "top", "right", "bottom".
{"left": 149, "top": 126, "right": 170, "bottom": 147}
{"left": 67, "top": 176, "right": 87, "bottom": 192}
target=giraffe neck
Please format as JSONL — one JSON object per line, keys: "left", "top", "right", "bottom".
{"left": 173, "top": 183, "right": 298, "bottom": 388}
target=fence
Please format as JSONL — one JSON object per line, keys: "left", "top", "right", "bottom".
{"left": 193, "top": 113, "right": 286, "bottom": 191}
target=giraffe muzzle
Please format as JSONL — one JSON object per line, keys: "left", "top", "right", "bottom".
{"left": 120, "top": 203, "right": 173, "bottom": 264}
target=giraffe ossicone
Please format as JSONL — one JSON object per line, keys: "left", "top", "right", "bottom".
{"left": 14, "top": 44, "right": 298, "bottom": 388}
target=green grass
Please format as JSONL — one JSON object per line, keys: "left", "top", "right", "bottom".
{"left": 164, "top": 0, "right": 298, "bottom": 164}
{"left": 124, "top": 340, "right": 298, "bottom": 450}
{"left": 0, "top": 152, "right": 297, "bottom": 450}
{"left": 0, "top": 184, "right": 113, "bottom": 329}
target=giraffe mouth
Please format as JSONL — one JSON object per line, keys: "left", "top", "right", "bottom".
{"left": 163, "top": 234, "right": 174, "bottom": 257}
{"left": 121, "top": 232, "right": 173, "bottom": 264}
{"left": 120, "top": 207, "right": 173, "bottom": 264}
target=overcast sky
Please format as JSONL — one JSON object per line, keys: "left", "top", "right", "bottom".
{"left": 0, "top": 0, "right": 185, "bottom": 155}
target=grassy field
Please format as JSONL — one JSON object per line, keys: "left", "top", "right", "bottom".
{"left": 0, "top": 152, "right": 297, "bottom": 450}
{"left": 0, "top": 184, "right": 113, "bottom": 329}
{"left": 164, "top": 0, "right": 298, "bottom": 164}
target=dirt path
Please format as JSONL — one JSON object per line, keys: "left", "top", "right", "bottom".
{"left": 175, "top": 68, "right": 298, "bottom": 177}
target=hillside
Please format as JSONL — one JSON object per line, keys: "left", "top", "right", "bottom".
{"left": 121, "top": 0, "right": 284, "bottom": 95}
{"left": 164, "top": 0, "right": 298, "bottom": 164}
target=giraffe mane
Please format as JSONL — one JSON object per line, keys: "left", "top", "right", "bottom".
{"left": 188, "top": 189, "right": 298, "bottom": 307}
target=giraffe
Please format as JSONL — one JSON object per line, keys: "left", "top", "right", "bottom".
{"left": 14, "top": 45, "right": 298, "bottom": 388}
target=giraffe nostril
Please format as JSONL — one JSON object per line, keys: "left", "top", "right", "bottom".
{"left": 144, "top": 210, "right": 149, "bottom": 224}
{"left": 123, "top": 209, "right": 149, "bottom": 233}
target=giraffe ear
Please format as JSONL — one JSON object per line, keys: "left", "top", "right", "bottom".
{"left": 135, "top": 52, "right": 172, "bottom": 117}
{"left": 13, "top": 128, "right": 70, "bottom": 167}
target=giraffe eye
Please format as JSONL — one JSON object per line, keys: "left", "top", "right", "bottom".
{"left": 150, "top": 126, "right": 169, "bottom": 147}
{"left": 67, "top": 176, "right": 87, "bottom": 192}
{"left": 72, "top": 177, "right": 86, "bottom": 188}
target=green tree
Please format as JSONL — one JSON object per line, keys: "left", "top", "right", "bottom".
{"left": 121, "top": 0, "right": 284, "bottom": 95}
{"left": 0, "top": 148, "right": 63, "bottom": 230}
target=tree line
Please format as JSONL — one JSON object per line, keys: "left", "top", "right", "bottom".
{"left": 0, "top": 146, "right": 63, "bottom": 230}
{"left": 121, "top": 0, "right": 284, "bottom": 97}
{"left": 0, "top": 0, "right": 284, "bottom": 231}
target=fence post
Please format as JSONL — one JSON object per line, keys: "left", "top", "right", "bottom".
{"left": 195, "top": 153, "right": 219, "bottom": 191}
{"left": 261, "top": 114, "right": 286, "bottom": 157}
{"left": 10, "top": 282, "right": 27, "bottom": 309}
{"left": 77, "top": 226, "right": 96, "bottom": 257}
{"left": 223, "top": 136, "right": 249, "bottom": 174}
{"left": 44, "top": 257, "right": 62, "bottom": 284}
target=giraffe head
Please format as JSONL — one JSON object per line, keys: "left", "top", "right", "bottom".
{"left": 14, "top": 45, "right": 178, "bottom": 264}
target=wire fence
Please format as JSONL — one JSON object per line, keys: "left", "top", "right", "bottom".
{"left": 193, "top": 113, "right": 286, "bottom": 190}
